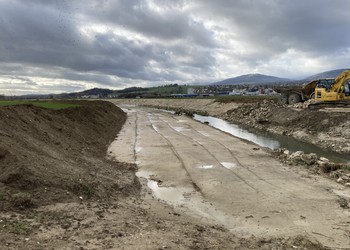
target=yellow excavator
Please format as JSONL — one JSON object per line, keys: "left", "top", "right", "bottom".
{"left": 309, "top": 69, "right": 350, "bottom": 109}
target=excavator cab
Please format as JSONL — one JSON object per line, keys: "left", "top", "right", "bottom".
{"left": 344, "top": 80, "right": 350, "bottom": 96}
{"left": 316, "top": 79, "right": 335, "bottom": 90}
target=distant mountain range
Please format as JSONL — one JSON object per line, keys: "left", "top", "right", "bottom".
{"left": 212, "top": 73, "right": 291, "bottom": 85}
{"left": 211, "top": 68, "right": 348, "bottom": 85}
{"left": 303, "top": 69, "right": 347, "bottom": 81}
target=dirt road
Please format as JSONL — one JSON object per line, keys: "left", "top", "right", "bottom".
{"left": 109, "top": 105, "right": 350, "bottom": 249}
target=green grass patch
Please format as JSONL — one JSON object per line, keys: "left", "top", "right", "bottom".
{"left": 0, "top": 191, "right": 4, "bottom": 201}
{"left": 0, "top": 100, "right": 80, "bottom": 110}
{"left": 72, "top": 183, "right": 96, "bottom": 199}
{"left": 214, "top": 95, "right": 278, "bottom": 104}
{"left": 4, "top": 222, "right": 31, "bottom": 235}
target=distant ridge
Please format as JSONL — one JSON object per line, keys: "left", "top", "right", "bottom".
{"left": 304, "top": 69, "right": 347, "bottom": 81}
{"left": 212, "top": 73, "right": 291, "bottom": 85}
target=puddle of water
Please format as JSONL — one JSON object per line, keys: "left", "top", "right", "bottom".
{"left": 136, "top": 171, "right": 238, "bottom": 230}
{"left": 198, "top": 131, "right": 210, "bottom": 137}
{"left": 198, "top": 165, "right": 214, "bottom": 169}
{"left": 121, "top": 108, "right": 137, "bottom": 113}
{"left": 147, "top": 180, "right": 185, "bottom": 204}
{"left": 159, "top": 109, "right": 176, "bottom": 114}
{"left": 136, "top": 170, "right": 185, "bottom": 205}
{"left": 194, "top": 114, "right": 350, "bottom": 163}
{"left": 171, "top": 126, "right": 187, "bottom": 132}
{"left": 136, "top": 170, "right": 153, "bottom": 179}
{"left": 151, "top": 124, "right": 159, "bottom": 132}
{"left": 135, "top": 146, "right": 143, "bottom": 153}
{"left": 221, "top": 162, "right": 237, "bottom": 169}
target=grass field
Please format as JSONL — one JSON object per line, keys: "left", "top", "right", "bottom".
{"left": 0, "top": 100, "right": 80, "bottom": 110}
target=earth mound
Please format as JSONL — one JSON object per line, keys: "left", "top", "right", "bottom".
{"left": 0, "top": 101, "right": 139, "bottom": 211}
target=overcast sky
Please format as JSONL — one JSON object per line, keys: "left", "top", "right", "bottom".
{"left": 0, "top": 0, "right": 349, "bottom": 95}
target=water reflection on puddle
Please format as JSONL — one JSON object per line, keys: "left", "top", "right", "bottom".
{"left": 198, "top": 165, "right": 214, "bottom": 169}
{"left": 136, "top": 170, "right": 237, "bottom": 229}
{"left": 147, "top": 180, "right": 185, "bottom": 204}
{"left": 136, "top": 170, "right": 185, "bottom": 205}
{"left": 221, "top": 162, "right": 237, "bottom": 169}
{"left": 135, "top": 146, "right": 143, "bottom": 153}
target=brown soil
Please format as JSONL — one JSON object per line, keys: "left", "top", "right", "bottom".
{"left": 0, "top": 101, "right": 138, "bottom": 211}
{"left": 0, "top": 101, "right": 330, "bottom": 249}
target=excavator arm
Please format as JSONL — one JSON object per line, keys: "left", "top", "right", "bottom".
{"left": 315, "top": 69, "right": 350, "bottom": 102}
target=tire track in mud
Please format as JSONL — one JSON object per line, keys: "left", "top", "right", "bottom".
{"left": 133, "top": 111, "right": 139, "bottom": 164}
{"left": 144, "top": 114, "right": 203, "bottom": 194}
{"left": 165, "top": 114, "right": 283, "bottom": 191}
{"left": 153, "top": 114, "right": 259, "bottom": 193}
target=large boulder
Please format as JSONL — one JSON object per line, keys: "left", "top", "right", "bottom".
{"left": 301, "top": 153, "right": 318, "bottom": 166}
{"left": 288, "top": 151, "right": 304, "bottom": 163}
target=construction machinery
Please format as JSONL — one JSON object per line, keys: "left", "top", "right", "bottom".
{"left": 277, "top": 78, "right": 335, "bottom": 105}
{"left": 309, "top": 69, "right": 350, "bottom": 109}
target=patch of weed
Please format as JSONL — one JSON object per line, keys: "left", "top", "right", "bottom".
{"left": 0, "top": 190, "right": 4, "bottom": 201}
{"left": 5, "top": 222, "right": 31, "bottom": 234}
{"left": 72, "top": 183, "right": 96, "bottom": 199}
{"left": 11, "top": 192, "right": 35, "bottom": 209}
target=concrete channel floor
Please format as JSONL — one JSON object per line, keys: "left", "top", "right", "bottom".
{"left": 109, "top": 105, "right": 350, "bottom": 249}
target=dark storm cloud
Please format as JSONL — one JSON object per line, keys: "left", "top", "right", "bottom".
{"left": 199, "top": 0, "right": 350, "bottom": 56}
{"left": 83, "top": 0, "right": 217, "bottom": 48}
{"left": 0, "top": 0, "right": 349, "bottom": 94}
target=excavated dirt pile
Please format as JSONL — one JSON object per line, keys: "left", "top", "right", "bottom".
{"left": 0, "top": 101, "right": 139, "bottom": 211}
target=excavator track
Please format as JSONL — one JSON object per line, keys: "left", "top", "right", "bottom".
{"left": 308, "top": 101, "right": 350, "bottom": 110}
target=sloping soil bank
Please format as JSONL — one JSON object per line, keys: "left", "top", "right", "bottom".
{"left": 0, "top": 101, "right": 138, "bottom": 211}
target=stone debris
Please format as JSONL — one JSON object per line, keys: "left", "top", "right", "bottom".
{"left": 275, "top": 148, "right": 350, "bottom": 187}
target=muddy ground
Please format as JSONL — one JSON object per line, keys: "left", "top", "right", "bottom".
{"left": 0, "top": 100, "right": 330, "bottom": 249}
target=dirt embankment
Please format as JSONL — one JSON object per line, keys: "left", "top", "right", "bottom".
{"left": 110, "top": 99, "right": 350, "bottom": 155}
{"left": 0, "top": 101, "right": 139, "bottom": 211}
